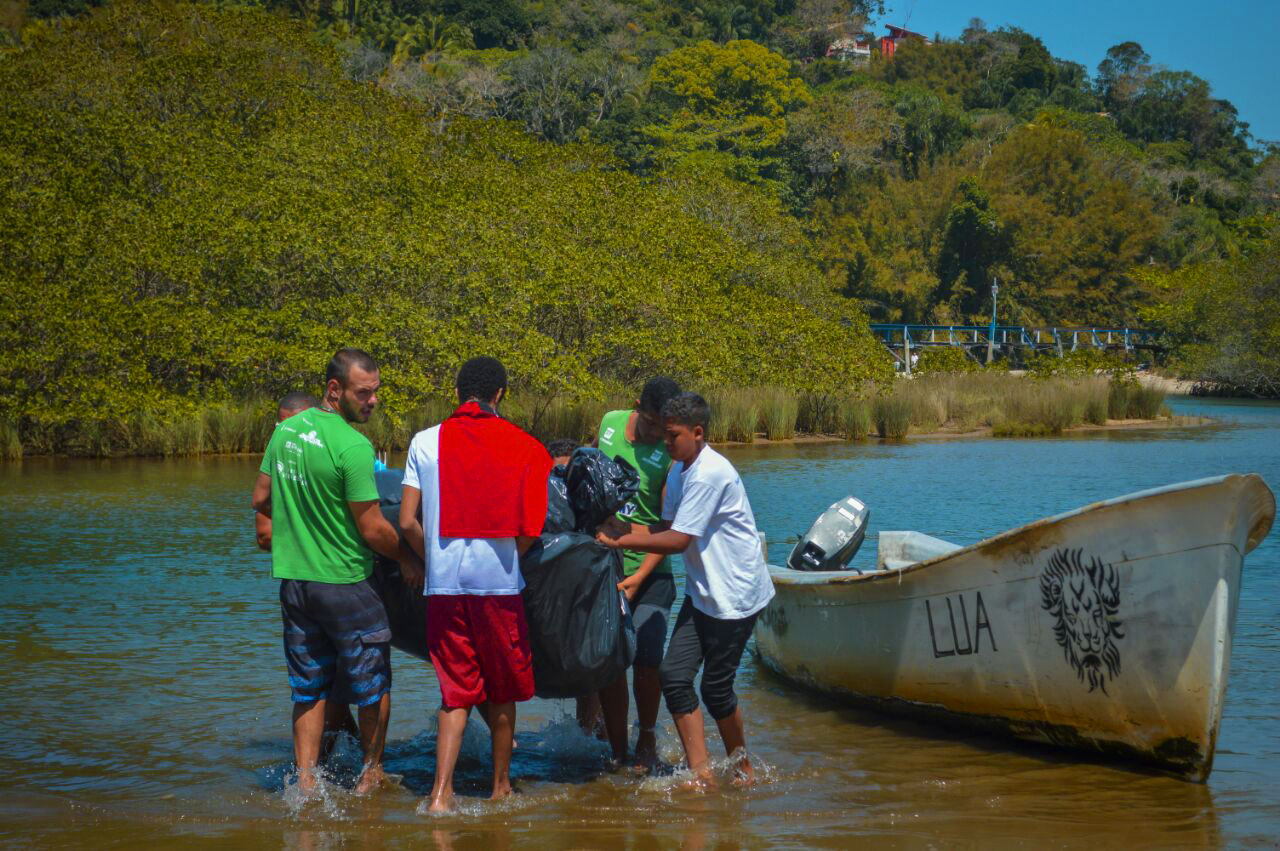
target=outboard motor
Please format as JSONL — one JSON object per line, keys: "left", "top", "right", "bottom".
{"left": 787, "top": 496, "right": 870, "bottom": 572}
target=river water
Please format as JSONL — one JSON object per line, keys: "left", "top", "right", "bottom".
{"left": 1, "top": 396, "right": 1277, "bottom": 847}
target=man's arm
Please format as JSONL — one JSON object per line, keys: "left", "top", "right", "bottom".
{"left": 349, "top": 500, "right": 401, "bottom": 560}
{"left": 252, "top": 472, "right": 272, "bottom": 515}
{"left": 255, "top": 511, "right": 272, "bottom": 551}
{"left": 399, "top": 486, "right": 425, "bottom": 559}
{"left": 618, "top": 480, "right": 670, "bottom": 598}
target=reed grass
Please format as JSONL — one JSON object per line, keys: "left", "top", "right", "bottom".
{"left": 5, "top": 373, "right": 1170, "bottom": 456}
{"left": 757, "top": 386, "right": 798, "bottom": 440}
{"left": 838, "top": 397, "right": 872, "bottom": 440}
{"left": 205, "top": 401, "right": 274, "bottom": 454}
{"left": 704, "top": 387, "right": 759, "bottom": 443}
{"left": 873, "top": 396, "right": 911, "bottom": 440}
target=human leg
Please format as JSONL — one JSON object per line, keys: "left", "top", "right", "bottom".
{"left": 486, "top": 701, "right": 517, "bottom": 799}
{"left": 320, "top": 670, "right": 358, "bottom": 762}
{"left": 575, "top": 693, "right": 602, "bottom": 737}
{"left": 598, "top": 675, "right": 630, "bottom": 763}
{"left": 309, "top": 578, "right": 393, "bottom": 790}
{"left": 292, "top": 699, "right": 328, "bottom": 792}
{"left": 425, "top": 595, "right": 487, "bottom": 812}
{"left": 659, "top": 600, "right": 712, "bottom": 785}
{"left": 430, "top": 706, "right": 469, "bottom": 812}
{"left": 633, "top": 666, "right": 662, "bottom": 766}
{"left": 280, "top": 580, "right": 338, "bottom": 792}
{"left": 353, "top": 691, "right": 391, "bottom": 794}
{"left": 470, "top": 596, "right": 534, "bottom": 796}
{"left": 631, "top": 573, "right": 675, "bottom": 768}
{"left": 694, "top": 609, "right": 759, "bottom": 785}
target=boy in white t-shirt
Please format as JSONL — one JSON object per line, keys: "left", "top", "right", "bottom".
{"left": 596, "top": 392, "right": 774, "bottom": 787}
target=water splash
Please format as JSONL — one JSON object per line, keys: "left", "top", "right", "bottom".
{"left": 637, "top": 747, "right": 777, "bottom": 797}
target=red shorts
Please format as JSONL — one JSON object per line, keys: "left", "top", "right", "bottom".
{"left": 426, "top": 594, "right": 535, "bottom": 708}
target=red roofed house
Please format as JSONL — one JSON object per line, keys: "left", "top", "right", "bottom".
{"left": 880, "top": 24, "right": 931, "bottom": 59}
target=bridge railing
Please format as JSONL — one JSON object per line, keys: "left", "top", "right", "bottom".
{"left": 868, "top": 324, "right": 1158, "bottom": 351}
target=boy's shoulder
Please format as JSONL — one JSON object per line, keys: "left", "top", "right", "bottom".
{"left": 688, "top": 446, "right": 738, "bottom": 484}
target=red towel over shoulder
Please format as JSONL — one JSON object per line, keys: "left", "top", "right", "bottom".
{"left": 438, "top": 401, "right": 553, "bottom": 539}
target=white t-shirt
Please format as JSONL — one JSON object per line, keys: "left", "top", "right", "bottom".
{"left": 663, "top": 446, "right": 774, "bottom": 620}
{"left": 403, "top": 425, "right": 523, "bottom": 596}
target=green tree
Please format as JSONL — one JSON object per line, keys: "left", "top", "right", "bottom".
{"left": 0, "top": 0, "right": 891, "bottom": 450}
{"left": 1141, "top": 220, "right": 1280, "bottom": 396}
{"left": 643, "top": 38, "right": 810, "bottom": 189}
{"left": 936, "top": 177, "right": 1009, "bottom": 319}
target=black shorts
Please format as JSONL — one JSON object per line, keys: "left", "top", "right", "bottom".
{"left": 631, "top": 572, "right": 676, "bottom": 669}
{"left": 280, "top": 578, "right": 391, "bottom": 706}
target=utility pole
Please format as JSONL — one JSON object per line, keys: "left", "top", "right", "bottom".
{"left": 986, "top": 278, "right": 999, "bottom": 365}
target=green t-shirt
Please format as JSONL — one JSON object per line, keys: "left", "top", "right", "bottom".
{"left": 598, "top": 408, "right": 672, "bottom": 576}
{"left": 259, "top": 408, "right": 380, "bottom": 584}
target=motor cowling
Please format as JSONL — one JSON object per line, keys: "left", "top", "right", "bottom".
{"left": 787, "top": 496, "right": 870, "bottom": 572}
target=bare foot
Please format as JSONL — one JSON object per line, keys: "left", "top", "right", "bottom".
{"left": 353, "top": 764, "right": 387, "bottom": 796}
{"left": 490, "top": 779, "right": 513, "bottom": 801}
{"left": 295, "top": 769, "right": 319, "bottom": 796}
{"left": 427, "top": 792, "right": 453, "bottom": 813}
{"left": 678, "top": 768, "right": 717, "bottom": 792}
{"left": 632, "top": 732, "right": 659, "bottom": 774}
{"left": 731, "top": 758, "right": 756, "bottom": 788}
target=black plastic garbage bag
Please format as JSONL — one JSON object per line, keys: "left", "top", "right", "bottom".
{"left": 369, "top": 468, "right": 430, "bottom": 661}
{"left": 520, "top": 531, "right": 636, "bottom": 698}
{"left": 563, "top": 447, "right": 638, "bottom": 534}
{"left": 543, "top": 464, "right": 577, "bottom": 534}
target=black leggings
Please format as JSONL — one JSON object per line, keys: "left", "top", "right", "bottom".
{"left": 658, "top": 597, "right": 758, "bottom": 720}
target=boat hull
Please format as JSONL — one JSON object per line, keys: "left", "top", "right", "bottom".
{"left": 754, "top": 474, "right": 1275, "bottom": 780}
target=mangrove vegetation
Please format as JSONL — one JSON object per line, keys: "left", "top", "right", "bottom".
{"left": 0, "top": 0, "right": 1272, "bottom": 456}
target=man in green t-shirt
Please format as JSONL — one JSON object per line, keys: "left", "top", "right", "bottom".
{"left": 251, "top": 348, "right": 418, "bottom": 796}
{"left": 584, "top": 376, "right": 681, "bottom": 769}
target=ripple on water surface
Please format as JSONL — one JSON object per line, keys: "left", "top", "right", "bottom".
{"left": 0, "top": 397, "right": 1278, "bottom": 844}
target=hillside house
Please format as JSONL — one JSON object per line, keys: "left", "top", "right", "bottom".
{"left": 880, "top": 24, "right": 931, "bottom": 59}
{"left": 826, "top": 36, "right": 873, "bottom": 64}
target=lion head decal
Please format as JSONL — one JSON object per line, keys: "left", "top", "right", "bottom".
{"left": 1040, "top": 548, "right": 1124, "bottom": 694}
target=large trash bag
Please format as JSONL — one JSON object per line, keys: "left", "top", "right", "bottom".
{"left": 543, "top": 464, "right": 577, "bottom": 534}
{"left": 521, "top": 531, "right": 636, "bottom": 698}
{"left": 369, "top": 468, "right": 430, "bottom": 661}
{"left": 563, "top": 447, "right": 639, "bottom": 533}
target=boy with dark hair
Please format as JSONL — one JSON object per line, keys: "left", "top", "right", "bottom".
{"left": 597, "top": 391, "right": 774, "bottom": 788}
{"left": 251, "top": 349, "right": 411, "bottom": 796}
{"left": 400, "top": 356, "right": 552, "bottom": 811}
{"left": 584, "top": 376, "right": 681, "bottom": 768}
{"left": 546, "top": 438, "right": 578, "bottom": 466}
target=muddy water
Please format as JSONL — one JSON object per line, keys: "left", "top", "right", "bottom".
{"left": 1, "top": 396, "right": 1276, "bottom": 846}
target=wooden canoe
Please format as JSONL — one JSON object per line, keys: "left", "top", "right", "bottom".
{"left": 753, "top": 473, "right": 1275, "bottom": 780}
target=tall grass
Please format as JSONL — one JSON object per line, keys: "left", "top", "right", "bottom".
{"left": 873, "top": 397, "right": 911, "bottom": 440}
{"left": 839, "top": 397, "right": 873, "bottom": 440}
{"left": 4, "top": 374, "right": 1170, "bottom": 456}
{"left": 1108, "top": 380, "right": 1166, "bottom": 420}
{"left": 757, "top": 386, "right": 798, "bottom": 440}
{"left": 205, "top": 401, "right": 274, "bottom": 454}
{"left": 706, "top": 387, "right": 759, "bottom": 443}
{"left": 0, "top": 420, "right": 22, "bottom": 460}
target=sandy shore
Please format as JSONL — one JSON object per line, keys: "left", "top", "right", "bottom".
{"left": 712, "top": 415, "right": 1212, "bottom": 447}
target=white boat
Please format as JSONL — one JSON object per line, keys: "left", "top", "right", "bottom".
{"left": 753, "top": 474, "right": 1275, "bottom": 781}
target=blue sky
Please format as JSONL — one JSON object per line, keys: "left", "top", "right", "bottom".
{"left": 875, "top": 1, "right": 1280, "bottom": 144}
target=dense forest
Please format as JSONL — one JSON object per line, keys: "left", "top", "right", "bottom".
{"left": 1, "top": 0, "right": 1278, "bottom": 454}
